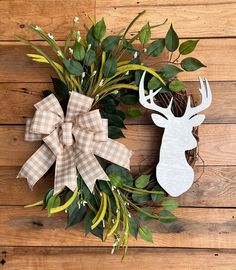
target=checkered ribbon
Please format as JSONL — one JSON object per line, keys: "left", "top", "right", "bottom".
{"left": 17, "top": 92, "right": 132, "bottom": 194}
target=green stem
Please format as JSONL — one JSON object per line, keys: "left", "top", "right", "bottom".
{"left": 122, "top": 185, "right": 164, "bottom": 195}
{"left": 107, "top": 191, "right": 121, "bottom": 237}
{"left": 16, "top": 36, "right": 65, "bottom": 83}
{"left": 122, "top": 10, "right": 146, "bottom": 39}
{"left": 104, "top": 64, "right": 165, "bottom": 86}
{"left": 123, "top": 195, "right": 176, "bottom": 221}
{"left": 89, "top": 51, "right": 106, "bottom": 96}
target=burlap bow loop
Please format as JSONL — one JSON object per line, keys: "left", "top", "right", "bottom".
{"left": 17, "top": 91, "right": 132, "bottom": 194}
{"left": 30, "top": 94, "right": 64, "bottom": 135}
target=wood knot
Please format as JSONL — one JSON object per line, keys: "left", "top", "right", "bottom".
{"left": 32, "top": 220, "right": 43, "bottom": 227}
{"left": 0, "top": 259, "right": 6, "bottom": 265}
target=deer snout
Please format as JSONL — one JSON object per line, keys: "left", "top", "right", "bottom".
{"left": 156, "top": 164, "right": 194, "bottom": 197}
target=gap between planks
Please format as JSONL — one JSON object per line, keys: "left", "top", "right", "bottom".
{"left": 0, "top": 206, "right": 236, "bottom": 248}
{"left": 1, "top": 165, "right": 236, "bottom": 207}
{"left": 0, "top": 39, "right": 236, "bottom": 82}
{"left": 1, "top": 247, "right": 236, "bottom": 270}
{"left": 0, "top": 81, "right": 235, "bottom": 124}
{"left": 0, "top": 124, "right": 235, "bottom": 166}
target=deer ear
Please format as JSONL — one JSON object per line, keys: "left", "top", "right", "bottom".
{"left": 151, "top": 113, "right": 168, "bottom": 128}
{"left": 189, "top": 114, "right": 205, "bottom": 126}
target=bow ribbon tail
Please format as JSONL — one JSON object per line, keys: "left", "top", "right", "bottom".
{"left": 74, "top": 149, "right": 109, "bottom": 192}
{"left": 54, "top": 147, "right": 78, "bottom": 194}
{"left": 43, "top": 131, "right": 78, "bottom": 194}
{"left": 17, "top": 144, "right": 56, "bottom": 189}
{"left": 93, "top": 139, "right": 132, "bottom": 170}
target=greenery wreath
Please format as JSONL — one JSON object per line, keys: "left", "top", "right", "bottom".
{"left": 16, "top": 11, "right": 206, "bottom": 257}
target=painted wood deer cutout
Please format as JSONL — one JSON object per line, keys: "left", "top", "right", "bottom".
{"left": 139, "top": 72, "right": 212, "bottom": 197}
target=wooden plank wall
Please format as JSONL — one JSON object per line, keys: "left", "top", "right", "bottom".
{"left": 0, "top": 0, "right": 235, "bottom": 269}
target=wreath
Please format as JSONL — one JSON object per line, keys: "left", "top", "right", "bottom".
{"left": 16, "top": 11, "right": 206, "bottom": 256}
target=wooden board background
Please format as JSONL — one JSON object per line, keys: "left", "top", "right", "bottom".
{"left": 0, "top": 1, "right": 236, "bottom": 269}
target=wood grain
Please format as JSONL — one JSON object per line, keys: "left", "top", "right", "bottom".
{"left": 0, "top": 124, "right": 234, "bottom": 166}
{"left": 97, "top": 0, "right": 235, "bottom": 6}
{"left": 0, "top": 1, "right": 235, "bottom": 40}
{"left": 121, "top": 81, "right": 236, "bottom": 124}
{"left": 0, "top": 167, "right": 53, "bottom": 206}
{"left": 0, "top": 0, "right": 95, "bottom": 40}
{"left": 0, "top": 81, "right": 235, "bottom": 124}
{"left": 0, "top": 247, "right": 236, "bottom": 270}
{"left": 0, "top": 206, "right": 235, "bottom": 248}
{"left": 0, "top": 0, "right": 235, "bottom": 266}
{"left": 0, "top": 39, "right": 235, "bottom": 82}
{"left": 96, "top": 2, "right": 236, "bottom": 38}
{"left": 1, "top": 166, "right": 236, "bottom": 207}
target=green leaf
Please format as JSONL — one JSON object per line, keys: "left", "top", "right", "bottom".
{"left": 51, "top": 77, "right": 69, "bottom": 99}
{"left": 101, "top": 111, "right": 125, "bottom": 128}
{"left": 67, "top": 205, "right": 86, "bottom": 228}
{"left": 162, "top": 199, "right": 179, "bottom": 211}
{"left": 129, "top": 56, "right": 141, "bottom": 65}
{"left": 132, "top": 193, "right": 149, "bottom": 204}
{"left": 91, "top": 223, "right": 103, "bottom": 240}
{"left": 135, "top": 175, "right": 151, "bottom": 189}
{"left": 106, "top": 164, "right": 133, "bottom": 187}
{"left": 136, "top": 207, "right": 153, "bottom": 221}
{"left": 151, "top": 187, "right": 164, "bottom": 202}
{"left": 148, "top": 76, "right": 163, "bottom": 90}
{"left": 65, "top": 191, "right": 79, "bottom": 214}
{"left": 129, "top": 217, "right": 138, "bottom": 239}
{"left": 139, "top": 23, "right": 151, "bottom": 45}
{"left": 47, "top": 195, "right": 60, "bottom": 217}
{"left": 120, "top": 94, "right": 138, "bottom": 105}
{"left": 122, "top": 39, "right": 136, "bottom": 55}
{"left": 86, "top": 26, "right": 99, "bottom": 49}
{"left": 115, "top": 109, "right": 126, "bottom": 120}
{"left": 127, "top": 107, "right": 142, "bottom": 117}
{"left": 94, "top": 18, "right": 106, "bottom": 40}
{"left": 179, "top": 40, "right": 199, "bottom": 55}
{"left": 101, "top": 98, "right": 117, "bottom": 113}
{"left": 62, "top": 59, "right": 83, "bottom": 76}
{"left": 84, "top": 211, "right": 93, "bottom": 235}
{"left": 98, "top": 180, "right": 112, "bottom": 195}
{"left": 84, "top": 211, "right": 103, "bottom": 240}
{"left": 43, "top": 188, "right": 54, "bottom": 209}
{"left": 96, "top": 156, "right": 109, "bottom": 170}
{"left": 181, "top": 57, "right": 206, "bottom": 71}
{"left": 84, "top": 49, "right": 96, "bottom": 66}
{"left": 108, "top": 126, "right": 124, "bottom": 139}
{"left": 160, "top": 64, "right": 182, "bottom": 79}
{"left": 108, "top": 172, "right": 124, "bottom": 188}
{"left": 134, "top": 70, "right": 143, "bottom": 86}
{"left": 165, "top": 24, "right": 179, "bottom": 52}
{"left": 147, "top": 39, "right": 165, "bottom": 57}
{"left": 139, "top": 226, "right": 153, "bottom": 242}
{"left": 169, "top": 80, "right": 186, "bottom": 92}
{"left": 103, "top": 57, "right": 117, "bottom": 78}
{"left": 73, "top": 42, "right": 85, "bottom": 61}
{"left": 159, "top": 210, "right": 177, "bottom": 223}
{"left": 102, "top": 35, "right": 120, "bottom": 52}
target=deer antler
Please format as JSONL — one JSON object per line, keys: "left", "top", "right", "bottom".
{"left": 139, "top": 71, "right": 174, "bottom": 119}
{"left": 183, "top": 77, "right": 212, "bottom": 119}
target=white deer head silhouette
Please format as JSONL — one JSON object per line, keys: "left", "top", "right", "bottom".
{"left": 139, "top": 72, "right": 212, "bottom": 197}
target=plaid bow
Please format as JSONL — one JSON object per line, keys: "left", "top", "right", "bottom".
{"left": 17, "top": 92, "right": 132, "bottom": 193}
